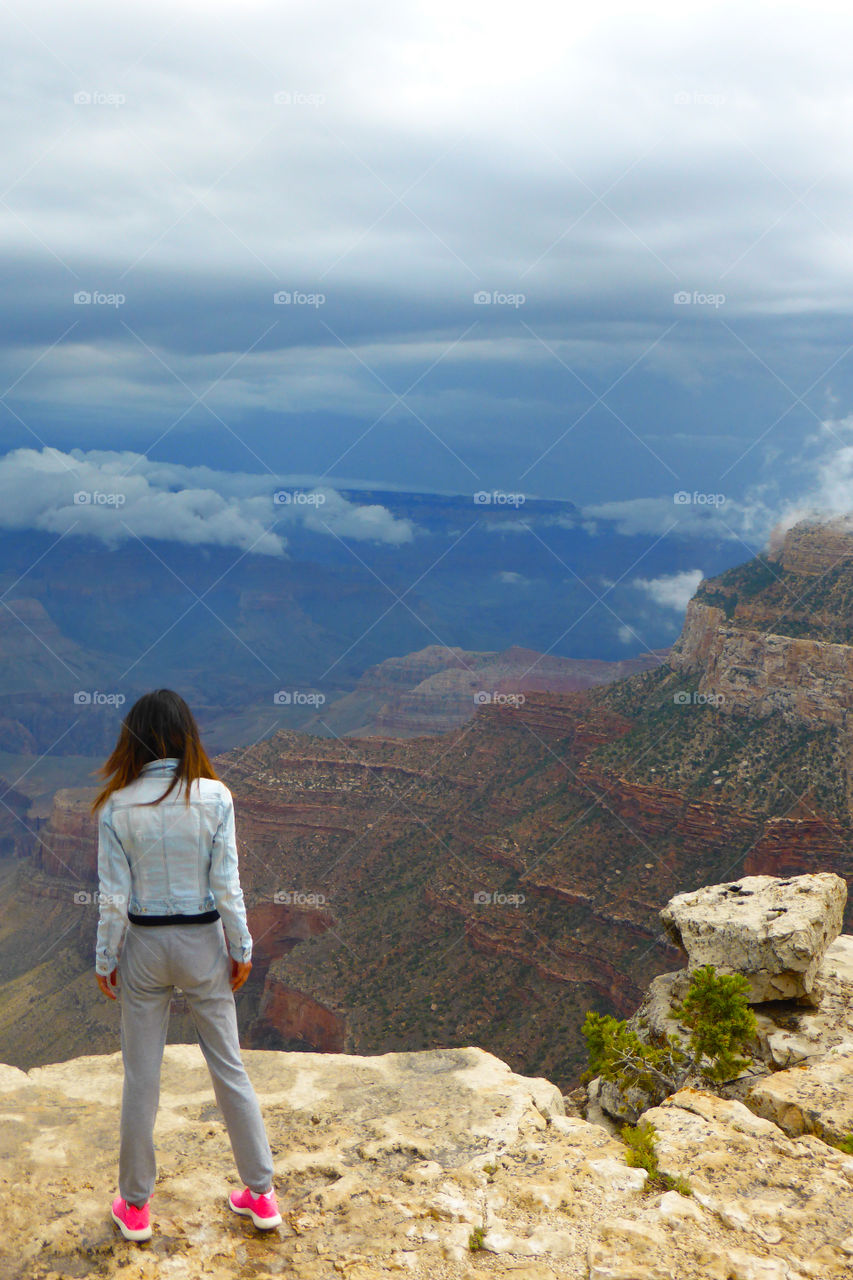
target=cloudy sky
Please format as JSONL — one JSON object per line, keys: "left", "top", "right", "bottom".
{"left": 3, "top": 0, "right": 853, "bottom": 555}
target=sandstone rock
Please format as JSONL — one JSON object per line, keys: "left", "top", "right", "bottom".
{"left": 4, "top": 1044, "right": 850, "bottom": 1274}
{"left": 660, "top": 873, "right": 847, "bottom": 1000}
{"left": 2, "top": 1045, "right": 852, "bottom": 1279}
{"left": 645, "top": 1089, "right": 853, "bottom": 1278}
{"left": 305, "top": 643, "right": 668, "bottom": 739}
{"left": 767, "top": 515, "right": 853, "bottom": 575}
{"left": 35, "top": 786, "right": 100, "bottom": 879}
{"left": 748, "top": 1043, "right": 853, "bottom": 1144}
{"left": 669, "top": 589, "right": 853, "bottom": 734}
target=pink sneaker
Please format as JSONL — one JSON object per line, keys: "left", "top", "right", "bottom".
{"left": 228, "top": 1185, "right": 282, "bottom": 1229}
{"left": 110, "top": 1195, "right": 152, "bottom": 1241}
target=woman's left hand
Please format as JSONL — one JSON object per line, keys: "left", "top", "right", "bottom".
{"left": 96, "top": 968, "right": 118, "bottom": 999}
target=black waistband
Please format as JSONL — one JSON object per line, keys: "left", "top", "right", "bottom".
{"left": 128, "top": 909, "right": 221, "bottom": 926}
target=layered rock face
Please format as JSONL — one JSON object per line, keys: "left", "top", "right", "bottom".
{"left": 767, "top": 514, "right": 853, "bottom": 574}
{"left": 670, "top": 598, "right": 853, "bottom": 730}
{"left": 34, "top": 786, "right": 100, "bottom": 878}
{"left": 670, "top": 518, "right": 853, "bottom": 728}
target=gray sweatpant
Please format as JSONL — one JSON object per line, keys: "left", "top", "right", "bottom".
{"left": 117, "top": 919, "right": 275, "bottom": 1206}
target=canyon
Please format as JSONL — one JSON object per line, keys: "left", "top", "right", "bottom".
{"left": 0, "top": 517, "right": 851, "bottom": 1092}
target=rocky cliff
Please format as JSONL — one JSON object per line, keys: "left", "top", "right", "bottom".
{"left": 2, "top": 519, "right": 852, "bottom": 1089}
{"left": 767, "top": 512, "right": 853, "bottom": 575}
{"left": 4, "top": 878, "right": 853, "bottom": 1280}
{"left": 669, "top": 598, "right": 853, "bottom": 731}
{"left": 8, "top": 1040, "right": 847, "bottom": 1280}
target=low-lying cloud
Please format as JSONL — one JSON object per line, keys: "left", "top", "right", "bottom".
{"left": 0, "top": 447, "right": 415, "bottom": 554}
{"left": 581, "top": 413, "right": 853, "bottom": 550}
{"left": 633, "top": 569, "right": 705, "bottom": 612}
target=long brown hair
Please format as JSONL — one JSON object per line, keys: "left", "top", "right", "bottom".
{"left": 90, "top": 689, "right": 220, "bottom": 813}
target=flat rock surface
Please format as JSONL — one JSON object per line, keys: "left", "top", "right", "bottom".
{"left": 2, "top": 1045, "right": 853, "bottom": 1279}
{"left": 748, "top": 1045, "right": 853, "bottom": 1144}
{"left": 632, "top": 1089, "right": 853, "bottom": 1280}
{"left": 660, "top": 873, "right": 847, "bottom": 1000}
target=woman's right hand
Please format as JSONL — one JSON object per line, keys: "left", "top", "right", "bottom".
{"left": 230, "top": 958, "right": 252, "bottom": 992}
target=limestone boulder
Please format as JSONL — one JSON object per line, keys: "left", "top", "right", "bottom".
{"left": 642, "top": 1089, "right": 853, "bottom": 1278}
{"left": 660, "top": 872, "right": 847, "bottom": 1001}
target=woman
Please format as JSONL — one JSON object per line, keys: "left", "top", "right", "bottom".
{"left": 92, "top": 688, "right": 281, "bottom": 1241}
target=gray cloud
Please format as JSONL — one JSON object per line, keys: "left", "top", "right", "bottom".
{"left": 4, "top": 2, "right": 853, "bottom": 505}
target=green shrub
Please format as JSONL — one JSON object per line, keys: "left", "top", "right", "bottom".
{"left": 672, "top": 965, "right": 756, "bottom": 1082}
{"left": 582, "top": 964, "right": 757, "bottom": 1103}
{"left": 621, "top": 1119, "right": 691, "bottom": 1196}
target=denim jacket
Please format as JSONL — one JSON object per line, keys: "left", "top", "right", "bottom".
{"left": 95, "top": 758, "right": 252, "bottom": 975}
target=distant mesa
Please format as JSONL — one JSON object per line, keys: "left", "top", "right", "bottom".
{"left": 301, "top": 641, "right": 671, "bottom": 739}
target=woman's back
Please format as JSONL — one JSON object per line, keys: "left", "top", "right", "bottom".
{"left": 96, "top": 749, "right": 252, "bottom": 977}
{"left": 103, "top": 756, "right": 232, "bottom": 911}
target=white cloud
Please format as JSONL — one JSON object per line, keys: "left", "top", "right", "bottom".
{"left": 300, "top": 488, "right": 415, "bottom": 545}
{"left": 633, "top": 569, "right": 705, "bottom": 612}
{"left": 0, "top": 447, "right": 415, "bottom": 554}
{"left": 767, "top": 413, "right": 853, "bottom": 540}
{"left": 578, "top": 497, "right": 738, "bottom": 539}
